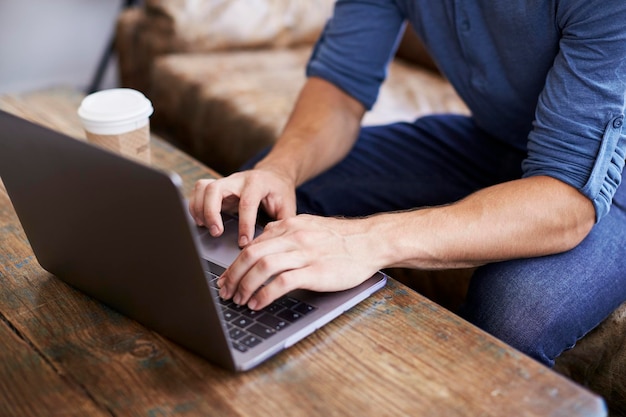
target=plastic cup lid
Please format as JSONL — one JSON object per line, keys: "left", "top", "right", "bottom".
{"left": 78, "top": 88, "right": 154, "bottom": 135}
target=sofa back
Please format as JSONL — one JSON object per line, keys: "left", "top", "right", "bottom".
{"left": 144, "top": 0, "right": 336, "bottom": 52}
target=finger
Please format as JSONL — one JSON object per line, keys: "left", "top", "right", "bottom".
{"left": 218, "top": 236, "right": 300, "bottom": 301}
{"left": 237, "top": 185, "right": 264, "bottom": 247}
{"left": 248, "top": 218, "right": 289, "bottom": 245}
{"left": 262, "top": 191, "right": 296, "bottom": 221}
{"left": 217, "top": 239, "right": 277, "bottom": 300}
{"left": 190, "top": 179, "right": 212, "bottom": 226}
{"left": 276, "top": 195, "right": 296, "bottom": 220}
{"left": 246, "top": 270, "right": 302, "bottom": 310}
{"left": 200, "top": 179, "right": 232, "bottom": 237}
{"left": 275, "top": 201, "right": 297, "bottom": 220}
{"left": 233, "top": 251, "right": 305, "bottom": 307}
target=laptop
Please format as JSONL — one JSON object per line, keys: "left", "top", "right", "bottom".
{"left": 0, "top": 110, "right": 387, "bottom": 371}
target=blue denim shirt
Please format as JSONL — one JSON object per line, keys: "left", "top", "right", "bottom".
{"left": 306, "top": 0, "right": 626, "bottom": 221}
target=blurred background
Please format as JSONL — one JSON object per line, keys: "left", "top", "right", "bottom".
{"left": 0, "top": 0, "right": 123, "bottom": 94}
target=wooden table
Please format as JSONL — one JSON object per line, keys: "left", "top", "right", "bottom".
{"left": 0, "top": 88, "right": 607, "bottom": 417}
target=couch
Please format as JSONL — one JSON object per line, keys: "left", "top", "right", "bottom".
{"left": 114, "top": 1, "right": 626, "bottom": 414}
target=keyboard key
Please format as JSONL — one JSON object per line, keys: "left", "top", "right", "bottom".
{"left": 219, "top": 298, "right": 233, "bottom": 306}
{"left": 277, "top": 309, "right": 303, "bottom": 323}
{"left": 230, "top": 303, "right": 248, "bottom": 312}
{"left": 229, "top": 327, "right": 246, "bottom": 340}
{"left": 293, "top": 302, "right": 316, "bottom": 315}
{"left": 247, "top": 323, "right": 277, "bottom": 339}
{"left": 241, "top": 308, "right": 264, "bottom": 318}
{"left": 241, "top": 335, "right": 262, "bottom": 348}
{"left": 257, "top": 314, "right": 289, "bottom": 331}
{"left": 231, "top": 316, "right": 253, "bottom": 328}
{"left": 277, "top": 297, "right": 300, "bottom": 309}
{"left": 263, "top": 303, "right": 284, "bottom": 314}
{"left": 222, "top": 309, "right": 239, "bottom": 321}
{"left": 232, "top": 342, "right": 248, "bottom": 353}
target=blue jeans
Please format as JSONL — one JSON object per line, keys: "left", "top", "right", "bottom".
{"left": 245, "top": 115, "right": 626, "bottom": 367}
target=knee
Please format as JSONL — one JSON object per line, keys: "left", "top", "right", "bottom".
{"left": 468, "top": 308, "right": 558, "bottom": 367}
{"left": 461, "top": 303, "right": 561, "bottom": 367}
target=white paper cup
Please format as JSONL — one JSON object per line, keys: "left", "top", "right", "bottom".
{"left": 78, "top": 88, "right": 154, "bottom": 163}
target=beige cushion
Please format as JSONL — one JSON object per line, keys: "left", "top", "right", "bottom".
{"left": 145, "top": 0, "right": 335, "bottom": 51}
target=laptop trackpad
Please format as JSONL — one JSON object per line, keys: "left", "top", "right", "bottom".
{"left": 196, "top": 218, "right": 241, "bottom": 266}
{"left": 196, "top": 217, "right": 262, "bottom": 267}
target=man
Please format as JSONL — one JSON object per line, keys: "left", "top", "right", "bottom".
{"left": 189, "top": 0, "right": 626, "bottom": 367}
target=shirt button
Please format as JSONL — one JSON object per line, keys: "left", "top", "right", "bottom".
{"left": 614, "top": 116, "right": 624, "bottom": 129}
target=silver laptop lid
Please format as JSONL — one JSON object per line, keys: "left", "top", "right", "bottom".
{"left": 0, "top": 110, "right": 236, "bottom": 369}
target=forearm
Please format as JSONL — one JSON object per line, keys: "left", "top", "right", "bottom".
{"left": 369, "top": 176, "right": 596, "bottom": 270}
{"left": 255, "top": 77, "right": 366, "bottom": 186}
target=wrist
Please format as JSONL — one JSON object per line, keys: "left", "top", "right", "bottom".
{"left": 353, "top": 214, "right": 415, "bottom": 270}
{"left": 362, "top": 210, "right": 445, "bottom": 270}
{"left": 254, "top": 133, "right": 321, "bottom": 186}
{"left": 254, "top": 153, "right": 300, "bottom": 188}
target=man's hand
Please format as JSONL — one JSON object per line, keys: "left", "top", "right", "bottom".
{"left": 216, "top": 215, "right": 381, "bottom": 310}
{"left": 189, "top": 168, "right": 297, "bottom": 247}
{"left": 188, "top": 78, "right": 365, "bottom": 247}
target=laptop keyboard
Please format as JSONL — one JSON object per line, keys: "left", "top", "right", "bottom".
{"left": 207, "top": 271, "right": 317, "bottom": 353}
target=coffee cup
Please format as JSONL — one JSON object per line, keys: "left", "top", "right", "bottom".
{"left": 78, "top": 88, "right": 154, "bottom": 164}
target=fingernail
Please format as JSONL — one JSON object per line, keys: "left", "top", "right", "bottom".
{"left": 209, "top": 225, "right": 220, "bottom": 236}
{"left": 239, "top": 235, "right": 249, "bottom": 247}
{"left": 248, "top": 298, "right": 258, "bottom": 311}
{"left": 233, "top": 293, "right": 242, "bottom": 305}
{"left": 219, "top": 287, "right": 228, "bottom": 299}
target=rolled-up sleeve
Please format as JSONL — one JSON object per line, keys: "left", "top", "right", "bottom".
{"left": 522, "top": 0, "right": 626, "bottom": 221}
{"left": 306, "top": 0, "right": 406, "bottom": 110}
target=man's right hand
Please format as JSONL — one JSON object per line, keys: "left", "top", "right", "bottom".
{"left": 189, "top": 77, "right": 365, "bottom": 247}
{"left": 188, "top": 167, "right": 297, "bottom": 247}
